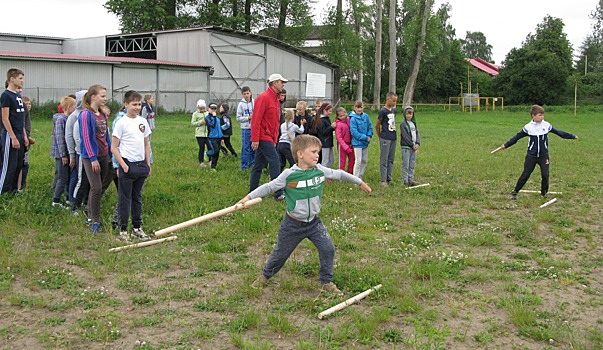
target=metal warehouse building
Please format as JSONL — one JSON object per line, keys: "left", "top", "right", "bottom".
{"left": 0, "top": 27, "right": 337, "bottom": 111}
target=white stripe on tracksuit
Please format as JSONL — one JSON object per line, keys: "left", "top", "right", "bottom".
{"left": 0, "top": 135, "right": 11, "bottom": 193}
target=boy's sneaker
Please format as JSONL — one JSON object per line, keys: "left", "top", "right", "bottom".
{"left": 380, "top": 181, "right": 388, "bottom": 187}
{"left": 132, "top": 228, "right": 150, "bottom": 241}
{"left": 409, "top": 182, "right": 417, "bottom": 187}
{"left": 85, "top": 218, "right": 93, "bottom": 226}
{"left": 51, "top": 202, "right": 68, "bottom": 209}
{"left": 251, "top": 275, "right": 269, "bottom": 289}
{"left": 274, "top": 194, "right": 285, "bottom": 201}
{"left": 117, "top": 231, "right": 132, "bottom": 242}
{"left": 320, "top": 282, "right": 344, "bottom": 296}
{"left": 89, "top": 222, "right": 102, "bottom": 234}
{"left": 510, "top": 192, "right": 518, "bottom": 200}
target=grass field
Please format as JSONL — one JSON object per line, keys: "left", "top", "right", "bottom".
{"left": 1, "top": 109, "right": 602, "bottom": 349}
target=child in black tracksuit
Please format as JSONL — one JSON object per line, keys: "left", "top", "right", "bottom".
{"left": 219, "top": 103, "right": 237, "bottom": 157}
{"left": 500, "top": 105, "right": 579, "bottom": 199}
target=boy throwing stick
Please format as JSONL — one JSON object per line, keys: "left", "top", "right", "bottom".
{"left": 238, "top": 135, "right": 372, "bottom": 295}
{"left": 111, "top": 91, "right": 152, "bottom": 242}
{"left": 499, "top": 105, "right": 578, "bottom": 200}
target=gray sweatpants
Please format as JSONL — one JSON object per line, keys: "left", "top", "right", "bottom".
{"left": 353, "top": 147, "right": 369, "bottom": 179}
{"left": 262, "top": 214, "right": 335, "bottom": 284}
{"left": 401, "top": 148, "right": 417, "bottom": 183}
{"left": 379, "top": 138, "right": 396, "bottom": 182}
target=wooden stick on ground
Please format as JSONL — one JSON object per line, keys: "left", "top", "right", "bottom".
{"left": 406, "top": 183, "right": 430, "bottom": 190}
{"left": 520, "top": 190, "right": 563, "bottom": 195}
{"left": 490, "top": 146, "right": 502, "bottom": 154}
{"left": 318, "top": 284, "right": 382, "bottom": 320}
{"left": 109, "top": 236, "right": 178, "bottom": 253}
{"left": 540, "top": 198, "right": 558, "bottom": 208}
{"left": 154, "top": 197, "right": 262, "bottom": 238}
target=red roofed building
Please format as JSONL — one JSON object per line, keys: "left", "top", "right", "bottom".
{"left": 466, "top": 57, "right": 500, "bottom": 76}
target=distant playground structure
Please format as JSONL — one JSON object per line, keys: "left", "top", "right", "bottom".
{"left": 449, "top": 57, "right": 504, "bottom": 112}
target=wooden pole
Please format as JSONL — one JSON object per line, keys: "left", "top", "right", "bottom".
{"left": 490, "top": 146, "right": 502, "bottom": 154}
{"left": 406, "top": 183, "right": 430, "bottom": 189}
{"left": 154, "top": 198, "right": 262, "bottom": 237}
{"left": 318, "top": 284, "right": 382, "bottom": 319}
{"left": 520, "top": 190, "right": 562, "bottom": 195}
{"left": 109, "top": 236, "right": 178, "bottom": 252}
{"left": 540, "top": 198, "right": 558, "bottom": 208}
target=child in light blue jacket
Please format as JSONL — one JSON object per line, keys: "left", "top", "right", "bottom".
{"left": 349, "top": 101, "right": 373, "bottom": 179}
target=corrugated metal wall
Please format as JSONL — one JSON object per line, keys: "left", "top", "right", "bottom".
{"left": 63, "top": 37, "right": 106, "bottom": 56}
{"left": 157, "top": 31, "right": 212, "bottom": 66}
{"left": 0, "top": 58, "right": 208, "bottom": 111}
{"left": 0, "top": 34, "right": 63, "bottom": 54}
{"left": 0, "top": 59, "right": 111, "bottom": 103}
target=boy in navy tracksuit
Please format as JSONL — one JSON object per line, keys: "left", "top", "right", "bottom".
{"left": 0, "top": 68, "right": 27, "bottom": 194}
{"left": 500, "top": 105, "right": 579, "bottom": 199}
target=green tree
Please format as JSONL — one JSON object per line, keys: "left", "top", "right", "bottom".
{"left": 104, "top": 0, "right": 200, "bottom": 32}
{"left": 253, "top": 0, "right": 314, "bottom": 45}
{"left": 461, "top": 31, "right": 493, "bottom": 62}
{"left": 494, "top": 16, "right": 573, "bottom": 105}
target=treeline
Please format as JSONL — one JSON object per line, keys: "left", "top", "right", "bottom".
{"left": 104, "top": 0, "right": 603, "bottom": 105}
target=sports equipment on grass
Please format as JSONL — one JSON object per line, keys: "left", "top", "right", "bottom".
{"left": 540, "top": 198, "right": 558, "bottom": 208}
{"left": 318, "top": 284, "right": 382, "bottom": 319}
{"left": 406, "top": 183, "right": 430, "bottom": 189}
{"left": 520, "top": 190, "right": 562, "bottom": 195}
{"left": 154, "top": 198, "right": 262, "bottom": 237}
{"left": 109, "top": 236, "right": 178, "bottom": 252}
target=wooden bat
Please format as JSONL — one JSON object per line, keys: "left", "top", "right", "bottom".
{"left": 520, "top": 190, "right": 562, "bottom": 195}
{"left": 154, "top": 197, "right": 262, "bottom": 237}
{"left": 540, "top": 198, "right": 558, "bottom": 208}
{"left": 406, "top": 183, "right": 430, "bottom": 190}
{"left": 490, "top": 146, "right": 502, "bottom": 154}
{"left": 109, "top": 236, "right": 178, "bottom": 252}
{"left": 318, "top": 284, "right": 382, "bottom": 320}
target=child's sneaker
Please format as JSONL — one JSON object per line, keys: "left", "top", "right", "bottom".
{"left": 89, "top": 222, "right": 102, "bottom": 234}
{"left": 320, "top": 282, "right": 344, "bottom": 296}
{"left": 251, "top": 275, "right": 269, "bottom": 289}
{"left": 510, "top": 192, "right": 518, "bottom": 200}
{"left": 132, "top": 228, "right": 150, "bottom": 241}
{"left": 85, "top": 218, "right": 93, "bottom": 226}
{"left": 117, "top": 231, "right": 132, "bottom": 242}
{"left": 51, "top": 202, "right": 68, "bottom": 209}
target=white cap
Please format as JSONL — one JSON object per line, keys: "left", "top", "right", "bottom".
{"left": 196, "top": 99, "right": 206, "bottom": 108}
{"left": 268, "top": 73, "right": 288, "bottom": 83}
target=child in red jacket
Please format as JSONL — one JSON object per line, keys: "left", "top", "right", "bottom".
{"left": 334, "top": 107, "right": 354, "bottom": 173}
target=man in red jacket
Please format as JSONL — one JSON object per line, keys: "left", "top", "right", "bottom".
{"left": 249, "top": 73, "right": 287, "bottom": 200}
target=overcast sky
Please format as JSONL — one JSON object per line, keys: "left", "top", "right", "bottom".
{"left": 0, "top": 0, "right": 596, "bottom": 65}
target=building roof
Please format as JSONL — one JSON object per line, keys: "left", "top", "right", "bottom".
{"left": 466, "top": 57, "right": 500, "bottom": 76}
{"left": 106, "top": 26, "right": 338, "bottom": 69}
{"left": 0, "top": 50, "right": 210, "bottom": 68}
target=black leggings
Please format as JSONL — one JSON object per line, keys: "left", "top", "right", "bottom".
{"left": 196, "top": 137, "right": 209, "bottom": 163}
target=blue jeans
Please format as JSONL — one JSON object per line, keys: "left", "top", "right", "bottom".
{"left": 240, "top": 129, "right": 255, "bottom": 170}
{"left": 263, "top": 214, "right": 335, "bottom": 284}
{"left": 249, "top": 140, "right": 283, "bottom": 197}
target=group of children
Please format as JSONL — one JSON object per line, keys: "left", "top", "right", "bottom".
{"left": 230, "top": 87, "right": 422, "bottom": 188}
{"left": 30, "top": 81, "right": 156, "bottom": 239}
{"left": 191, "top": 100, "right": 237, "bottom": 170}
{"left": 1, "top": 66, "right": 579, "bottom": 297}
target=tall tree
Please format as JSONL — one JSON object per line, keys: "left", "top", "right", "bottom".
{"left": 388, "top": 0, "right": 397, "bottom": 92}
{"left": 494, "top": 16, "right": 573, "bottom": 105}
{"left": 461, "top": 31, "right": 493, "bottom": 62}
{"left": 105, "top": 0, "right": 199, "bottom": 32}
{"left": 402, "top": 0, "right": 432, "bottom": 105}
{"left": 373, "top": 0, "right": 383, "bottom": 107}
{"left": 254, "top": 0, "right": 314, "bottom": 45}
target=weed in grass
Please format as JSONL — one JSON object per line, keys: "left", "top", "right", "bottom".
{"left": 36, "top": 266, "right": 83, "bottom": 290}
{"left": 131, "top": 295, "right": 155, "bottom": 305}
{"left": 228, "top": 311, "right": 261, "bottom": 333}
{"left": 42, "top": 316, "right": 66, "bottom": 326}
{"left": 384, "top": 328, "right": 403, "bottom": 343}
{"left": 266, "top": 311, "right": 295, "bottom": 335}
